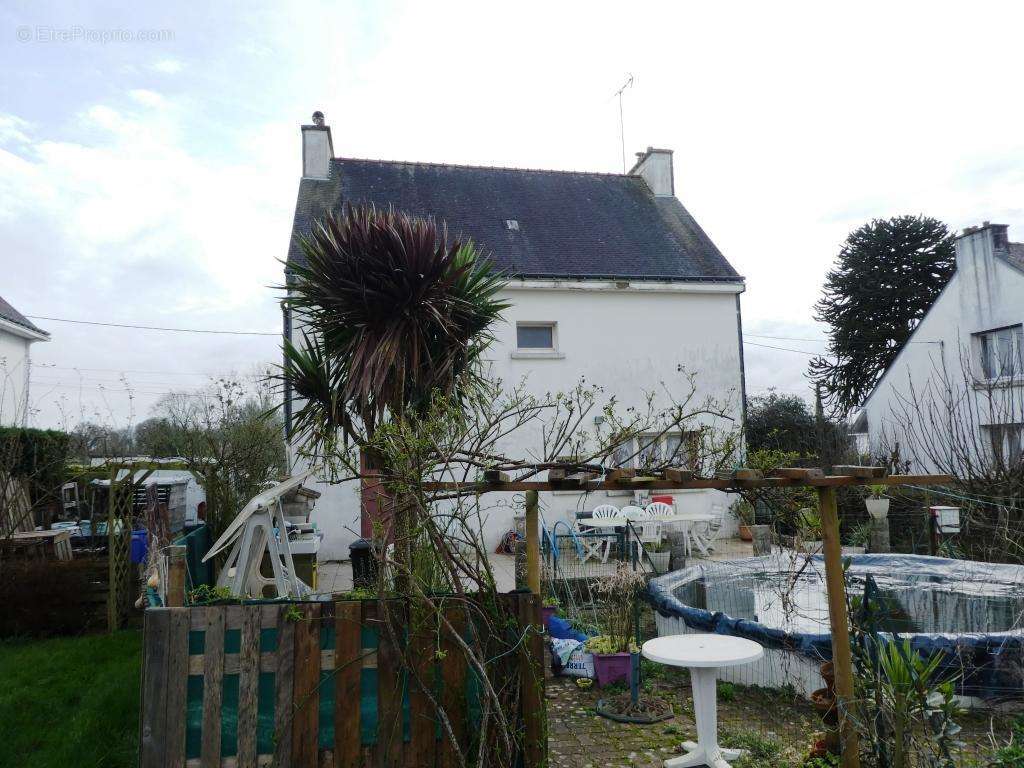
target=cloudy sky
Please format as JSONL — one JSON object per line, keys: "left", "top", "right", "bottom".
{"left": 3, "top": 1, "right": 1024, "bottom": 430}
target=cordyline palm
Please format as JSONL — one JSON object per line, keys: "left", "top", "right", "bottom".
{"left": 282, "top": 203, "right": 508, "bottom": 450}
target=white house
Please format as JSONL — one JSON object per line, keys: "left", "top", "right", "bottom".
{"left": 858, "top": 222, "right": 1024, "bottom": 472}
{"left": 284, "top": 113, "right": 747, "bottom": 559}
{"left": 0, "top": 296, "right": 49, "bottom": 426}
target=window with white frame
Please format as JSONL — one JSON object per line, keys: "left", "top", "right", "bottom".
{"left": 976, "top": 325, "right": 1024, "bottom": 381}
{"left": 619, "top": 432, "right": 698, "bottom": 472}
{"left": 985, "top": 423, "right": 1024, "bottom": 467}
{"left": 514, "top": 322, "right": 557, "bottom": 353}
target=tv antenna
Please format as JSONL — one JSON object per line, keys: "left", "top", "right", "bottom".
{"left": 613, "top": 73, "right": 634, "bottom": 172}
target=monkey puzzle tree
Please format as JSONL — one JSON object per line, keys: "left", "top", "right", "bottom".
{"left": 809, "top": 215, "right": 956, "bottom": 415}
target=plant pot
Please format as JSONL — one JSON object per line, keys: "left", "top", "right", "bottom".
{"left": 738, "top": 524, "right": 753, "bottom": 542}
{"left": 592, "top": 652, "right": 633, "bottom": 688}
{"left": 750, "top": 524, "right": 773, "bottom": 555}
{"left": 647, "top": 550, "right": 670, "bottom": 574}
{"left": 810, "top": 687, "right": 838, "bottom": 725}
{"left": 841, "top": 546, "right": 865, "bottom": 555}
{"left": 865, "top": 498, "right": 890, "bottom": 520}
{"left": 541, "top": 605, "right": 557, "bottom": 628}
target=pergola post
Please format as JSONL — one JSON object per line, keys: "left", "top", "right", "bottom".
{"left": 525, "top": 490, "right": 540, "bottom": 595}
{"left": 818, "top": 486, "right": 860, "bottom": 768}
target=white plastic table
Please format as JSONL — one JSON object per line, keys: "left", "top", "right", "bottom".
{"left": 642, "top": 634, "right": 764, "bottom": 768}
{"left": 578, "top": 513, "right": 716, "bottom": 557}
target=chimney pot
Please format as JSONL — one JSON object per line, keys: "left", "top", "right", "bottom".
{"left": 312, "top": 110, "right": 325, "bottom": 127}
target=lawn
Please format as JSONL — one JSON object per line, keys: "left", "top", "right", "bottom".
{"left": 0, "top": 631, "right": 141, "bottom": 768}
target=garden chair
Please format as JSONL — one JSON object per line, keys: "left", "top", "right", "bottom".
{"left": 645, "top": 501, "right": 675, "bottom": 518}
{"left": 693, "top": 501, "right": 727, "bottom": 551}
{"left": 633, "top": 519, "right": 663, "bottom": 563}
{"left": 576, "top": 504, "right": 619, "bottom": 563}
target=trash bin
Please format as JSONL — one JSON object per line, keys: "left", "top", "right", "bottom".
{"left": 130, "top": 529, "right": 148, "bottom": 564}
{"left": 349, "top": 538, "right": 376, "bottom": 589}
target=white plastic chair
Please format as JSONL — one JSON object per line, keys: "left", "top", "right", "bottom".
{"left": 697, "top": 502, "right": 728, "bottom": 549}
{"left": 645, "top": 501, "right": 675, "bottom": 519}
{"left": 577, "top": 505, "right": 619, "bottom": 563}
{"left": 634, "top": 519, "right": 663, "bottom": 562}
{"left": 620, "top": 505, "right": 647, "bottom": 520}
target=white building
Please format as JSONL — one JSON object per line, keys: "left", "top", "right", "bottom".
{"left": 284, "top": 113, "right": 747, "bottom": 559}
{"left": 858, "top": 223, "right": 1024, "bottom": 472}
{"left": 0, "top": 296, "right": 49, "bottom": 426}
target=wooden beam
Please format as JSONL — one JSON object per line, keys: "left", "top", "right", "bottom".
{"left": 832, "top": 465, "right": 887, "bottom": 479}
{"left": 422, "top": 473, "right": 953, "bottom": 493}
{"left": 818, "top": 486, "right": 860, "bottom": 768}
{"left": 166, "top": 544, "right": 186, "bottom": 607}
{"left": 663, "top": 467, "right": 694, "bottom": 483}
{"left": 770, "top": 467, "right": 824, "bottom": 480}
{"left": 525, "top": 490, "right": 540, "bottom": 595}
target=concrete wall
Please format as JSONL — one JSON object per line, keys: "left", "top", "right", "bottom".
{"left": 290, "top": 279, "right": 746, "bottom": 561}
{"left": 863, "top": 225, "right": 1024, "bottom": 471}
{"left": 0, "top": 329, "right": 32, "bottom": 426}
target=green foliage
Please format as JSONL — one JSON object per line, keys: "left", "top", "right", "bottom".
{"left": 584, "top": 634, "right": 638, "bottom": 655}
{"left": 724, "top": 729, "right": 784, "bottom": 768}
{"left": 746, "top": 394, "right": 817, "bottom": 454}
{"left": 0, "top": 425, "right": 71, "bottom": 506}
{"left": 282, "top": 202, "right": 509, "bottom": 446}
{"left": 717, "top": 681, "right": 735, "bottom": 702}
{"left": 809, "top": 214, "right": 956, "bottom": 414}
{"left": 993, "top": 718, "right": 1024, "bottom": 768}
{"left": 187, "top": 584, "right": 236, "bottom": 605}
{"left": 867, "top": 484, "right": 887, "bottom": 499}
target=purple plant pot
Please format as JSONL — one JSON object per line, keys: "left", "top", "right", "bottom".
{"left": 593, "top": 652, "right": 633, "bottom": 688}
{"left": 541, "top": 605, "right": 557, "bottom": 628}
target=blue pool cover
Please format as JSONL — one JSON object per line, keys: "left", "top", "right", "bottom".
{"left": 645, "top": 553, "right": 1024, "bottom": 699}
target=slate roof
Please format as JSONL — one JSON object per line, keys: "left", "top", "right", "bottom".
{"left": 286, "top": 158, "right": 741, "bottom": 282}
{"left": 0, "top": 295, "right": 46, "bottom": 336}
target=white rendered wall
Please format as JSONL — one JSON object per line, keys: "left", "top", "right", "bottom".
{"left": 863, "top": 230, "right": 1024, "bottom": 471}
{"left": 291, "top": 281, "right": 746, "bottom": 560}
{"left": 0, "top": 330, "right": 32, "bottom": 426}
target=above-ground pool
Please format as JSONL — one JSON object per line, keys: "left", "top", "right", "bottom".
{"left": 646, "top": 553, "right": 1024, "bottom": 703}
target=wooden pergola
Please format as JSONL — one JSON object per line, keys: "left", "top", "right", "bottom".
{"left": 426, "top": 466, "right": 955, "bottom": 768}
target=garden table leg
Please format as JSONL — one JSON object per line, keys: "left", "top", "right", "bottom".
{"left": 665, "top": 666, "right": 746, "bottom": 768}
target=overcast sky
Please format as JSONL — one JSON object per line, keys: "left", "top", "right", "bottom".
{"left": 4, "top": 1, "right": 1024, "bottom": 430}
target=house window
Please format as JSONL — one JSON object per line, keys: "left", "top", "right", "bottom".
{"left": 976, "top": 325, "right": 1024, "bottom": 380}
{"left": 985, "top": 423, "right": 1024, "bottom": 467}
{"left": 516, "top": 323, "right": 555, "bottom": 351}
{"left": 636, "top": 432, "right": 699, "bottom": 471}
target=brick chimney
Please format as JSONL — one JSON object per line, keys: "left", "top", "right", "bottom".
{"left": 629, "top": 147, "right": 674, "bottom": 197}
{"left": 301, "top": 110, "right": 333, "bottom": 180}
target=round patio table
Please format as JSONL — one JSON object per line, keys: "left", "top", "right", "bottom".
{"left": 642, "top": 634, "right": 764, "bottom": 768}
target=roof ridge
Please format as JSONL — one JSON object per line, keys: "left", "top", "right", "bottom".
{"left": 334, "top": 156, "right": 634, "bottom": 179}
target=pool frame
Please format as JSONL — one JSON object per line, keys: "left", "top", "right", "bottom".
{"left": 645, "top": 552, "right": 1024, "bottom": 703}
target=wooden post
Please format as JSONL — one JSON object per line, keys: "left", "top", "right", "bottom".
{"left": 525, "top": 490, "right": 540, "bottom": 595}
{"left": 818, "top": 486, "right": 860, "bottom": 768}
{"left": 166, "top": 544, "right": 187, "bottom": 607}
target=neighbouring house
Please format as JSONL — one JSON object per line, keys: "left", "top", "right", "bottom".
{"left": 284, "top": 112, "right": 747, "bottom": 559}
{"left": 0, "top": 296, "right": 49, "bottom": 426}
{"left": 857, "top": 222, "right": 1024, "bottom": 472}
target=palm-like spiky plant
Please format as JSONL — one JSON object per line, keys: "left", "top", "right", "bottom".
{"left": 282, "top": 203, "right": 509, "bottom": 449}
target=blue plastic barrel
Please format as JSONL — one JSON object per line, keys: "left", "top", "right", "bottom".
{"left": 130, "top": 529, "right": 148, "bottom": 564}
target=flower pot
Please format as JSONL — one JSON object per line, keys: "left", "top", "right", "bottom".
{"left": 750, "top": 524, "right": 773, "bottom": 555}
{"left": 810, "top": 687, "right": 838, "bottom": 726}
{"left": 541, "top": 605, "right": 557, "bottom": 628}
{"left": 647, "top": 550, "right": 670, "bottom": 574}
{"left": 738, "top": 524, "right": 753, "bottom": 542}
{"left": 865, "top": 498, "right": 890, "bottom": 520}
{"left": 592, "top": 652, "right": 633, "bottom": 688}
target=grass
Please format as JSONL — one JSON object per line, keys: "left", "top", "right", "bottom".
{"left": 0, "top": 631, "right": 141, "bottom": 768}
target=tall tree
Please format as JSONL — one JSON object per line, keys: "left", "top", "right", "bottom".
{"left": 809, "top": 215, "right": 956, "bottom": 414}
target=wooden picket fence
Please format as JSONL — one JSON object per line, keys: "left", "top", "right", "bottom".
{"left": 139, "top": 594, "right": 545, "bottom": 768}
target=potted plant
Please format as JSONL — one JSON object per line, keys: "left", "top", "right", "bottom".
{"left": 842, "top": 520, "right": 871, "bottom": 555}
{"left": 587, "top": 564, "right": 646, "bottom": 687}
{"left": 797, "top": 507, "right": 824, "bottom": 553}
{"left": 865, "top": 484, "right": 890, "bottom": 520}
{"left": 646, "top": 541, "right": 671, "bottom": 574}
{"left": 541, "top": 591, "right": 560, "bottom": 628}
{"left": 734, "top": 499, "right": 756, "bottom": 541}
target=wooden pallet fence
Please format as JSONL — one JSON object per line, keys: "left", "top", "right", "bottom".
{"left": 139, "top": 594, "right": 546, "bottom": 768}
